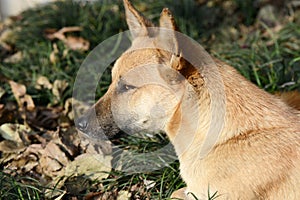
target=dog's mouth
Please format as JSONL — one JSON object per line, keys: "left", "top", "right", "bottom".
{"left": 75, "top": 116, "right": 120, "bottom": 141}
{"left": 78, "top": 127, "right": 120, "bottom": 141}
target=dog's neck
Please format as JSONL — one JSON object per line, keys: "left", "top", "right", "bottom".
{"left": 165, "top": 59, "right": 298, "bottom": 159}
{"left": 218, "top": 60, "right": 298, "bottom": 142}
{"left": 165, "top": 81, "right": 212, "bottom": 158}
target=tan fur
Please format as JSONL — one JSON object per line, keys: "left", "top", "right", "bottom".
{"left": 77, "top": 1, "right": 300, "bottom": 199}
{"left": 278, "top": 91, "right": 300, "bottom": 111}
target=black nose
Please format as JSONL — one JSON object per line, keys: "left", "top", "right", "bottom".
{"left": 76, "top": 116, "right": 88, "bottom": 132}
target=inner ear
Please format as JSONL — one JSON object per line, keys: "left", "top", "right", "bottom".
{"left": 169, "top": 54, "right": 205, "bottom": 91}
{"left": 158, "top": 65, "right": 184, "bottom": 85}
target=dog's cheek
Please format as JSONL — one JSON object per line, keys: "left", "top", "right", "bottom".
{"left": 129, "top": 85, "right": 180, "bottom": 131}
{"left": 110, "top": 92, "right": 137, "bottom": 132}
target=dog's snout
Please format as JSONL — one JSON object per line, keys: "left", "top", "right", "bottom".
{"left": 76, "top": 116, "right": 89, "bottom": 132}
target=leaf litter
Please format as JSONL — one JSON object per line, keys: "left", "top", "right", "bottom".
{"left": 1, "top": 78, "right": 113, "bottom": 199}
{"left": 44, "top": 26, "right": 90, "bottom": 51}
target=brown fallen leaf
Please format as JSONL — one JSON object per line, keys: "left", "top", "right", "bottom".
{"left": 0, "top": 140, "right": 25, "bottom": 153}
{"left": 4, "top": 51, "right": 23, "bottom": 63}
{"left": 9, "top": 80, "right": 26, "bottom": 100}
{"left": 143, "top": 179, "right": 155, "bottom": 190}
{"left": 64, "top": 35, "right": 90, "bottom": 51}
{"left": 3, "top": 128, "right": 73, "bottom": 178}
{"left": 0, "top": 102, "right": 17, "bottom": 124}
{"left": 9, "top": 80, "right": 35, "bottom": 111}
{"left": 40, "top": 141, "right": 69, "bottom": 177}
{"left": 3, "top": 144, "right": 41, "bottom": 175}
{"left": 49, "top": 43, "right": 59, "bottom": 64}
{"left": 44, "top": 27, "right": 82, "bottom": 40}
{"left": 44, "top": 26, "right": 89, "bottom": 51}
{"left": 52, "top": 79, "right": 69, "bottom": 104}
{"left": 63, "top": 153, "right": 112, "bottom": 180}
{"left": 59, "top": 127, "right": 81, "bottom": 157}
{"left": 79, "top": 133, "right": 112, "bottom": 156}
{"left": 0, "top": 123, "right": 25, "bottom": 144}
{"left": 0, "top": 27, "right": 16, "bottom": 45}
{"left": 63, "top": 98, "right": 90, "bottom": 121}
{"left": 26, "top": 106, "right": 61, "bottom": 130}
{"left": 22, "top": 94, "right": 35, "bottom": 111}
{"left": 47, "top": 153, "right": 112, "bottom": 199}
{"left": 35, "top": 76, "right": 53, "bottom": 90}
{"left": 84, "top": 190, "right": 118, "bottom": 200}
{"left": 117, "top": 190, "right": 131, "bottom": 200}
{"left": 0, "top": 86, "right": 5, "bottom": 99}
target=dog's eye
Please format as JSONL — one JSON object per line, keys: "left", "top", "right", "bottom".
{"left": 117, "top": 82, "right": 136, "bottom": 93}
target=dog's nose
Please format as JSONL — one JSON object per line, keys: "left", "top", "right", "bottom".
{"left": 76, "top": 116, "right": 88, "bottom": 132}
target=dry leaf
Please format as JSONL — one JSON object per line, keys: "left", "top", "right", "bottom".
{"left": 64, "top": 35, "right": 89, "bottom": 51}
{"left": 23, "top": 94, "right": 35, "bottom": 111}
{"left": 44, "top": 26, "right": 82, "bottom": 40}
{"left": 84, "top": 190, "right": 118, "bottom": 200}
{"left": 4, "top": 51, "right": 23, "bottom": 63}
{"left": 48, "top": 153, "right": 112, "bottom": 195}
{"left": 0, "top": 102, "right": 17, "bottom": 124}
{"left": 143, "top": 179, "right": 155, "bottom": 190}
{"left": 0, "top": 28, "right": 15, "bottom": 44}
{"left": 64, "top": 153, "right": 112, "bottom": 180}
{"left": 64, "top": 98, "right": 90, "bottom": 121}
{"left": 62, "top": 49, "right": 69, "bottom": 58}
{"left": 0, "top": 140, "right": 25, "bottom": 153}
{"left": 0, "top": 123, "right": 24, "bottom": 144}
{"left": 9, "top": 80, "right": 35, "bottom": 111}
{"left": 9, "top": 80, "right": 26, "bottom": 99}
{"left": 26, "top": 106, "right": 61, "bottom": 130}
{"left": 44, "top": 28, "right": 58, "bottom": 40}
{"left": 44, "top": 26, "right": 89, "bottom": 51}
{"left": 35, "top": 76, "right": 53, "bottom": 90}
{"left": 50, "top": 43, "right": 59, "bottom": 64}
{"left": 59, "top": 127, "right": 81, "bottom": 157}
{"left": 3, "top": 144, "right": 41, "bottom": 175}
{"left": 117, "top": 190, "right": 131, "bottom": 200}
{"left": 79, "top": 134, "right": 112, "bottom": 155}
{"left": 0, "top": 86, "right": 5, "bottom": 99}
{"left": 3, "top": 130, "right": 70, "bottom": 177}
{"left": 52, "top": 79, "right": 69, "bottom": 103}
{"left": 40, "top": 141, "right": 69, "bottom": 177}
{"left": 45, "top": 141, "right": 69, "bottom": 165}
{"left": 53, "top": 191, "right": 67, "bottom": 200}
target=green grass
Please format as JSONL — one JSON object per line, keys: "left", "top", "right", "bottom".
{"left": 0, "top": 171, "right": 41, "bottom": 200}
{"left": 0, "top": 0, "right": 299, "bottom": 199}
{"left": 212, "top": 22, "right": 300, "bottom": 92}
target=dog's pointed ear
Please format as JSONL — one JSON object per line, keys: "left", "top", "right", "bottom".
{"left": 159, "top": 8, "right": 179, "bottom": 32}
{"left": 123, "top": 0, "right": 154, "bottom": 39}
{"left": 159, "top": 9, "right": 204, "bottom": 89}
{"left": 159, "top": 8, "right": 184, "bottom": 71}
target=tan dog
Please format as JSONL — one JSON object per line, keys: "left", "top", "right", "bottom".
{"left": 76, "top": 0, "right": 300, "bottom": 199}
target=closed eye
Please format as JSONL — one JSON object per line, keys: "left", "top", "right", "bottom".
{"left": 117, "top": 81, "right": 136, "bottom": 93}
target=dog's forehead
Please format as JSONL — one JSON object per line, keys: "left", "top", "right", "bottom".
{"left": 112, "top": 48, "right": 163, "bottom": 78}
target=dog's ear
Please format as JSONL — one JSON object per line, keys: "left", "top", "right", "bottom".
{"left": 159, "top": 8, "right": 204, "bottom": 90}
{"left": 159, "top": 8, "right": 185, "bottom": 71}
{"left": 123, "top": 0, "right": 154, "bottom": 39}
{"left": 159, "top": 8, "right": 179, "bottom": 32}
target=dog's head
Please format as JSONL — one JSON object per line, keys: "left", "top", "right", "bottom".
{"left": 76, "top": 0, "right": 205, "bottom": 140}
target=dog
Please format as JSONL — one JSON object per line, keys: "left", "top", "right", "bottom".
{"left": 76, "top": 0, "right": 300, "bottom": 199}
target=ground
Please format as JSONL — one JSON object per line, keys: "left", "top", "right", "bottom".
{"left": 0, "top": 0, "right": 299, "bottom": 199}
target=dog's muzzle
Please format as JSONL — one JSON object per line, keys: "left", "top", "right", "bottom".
{"left": 75, "top": 113, "right": 120, "bottom": 140}
{"left": 76, "top": 115, "right": 89, "bottom": 132}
